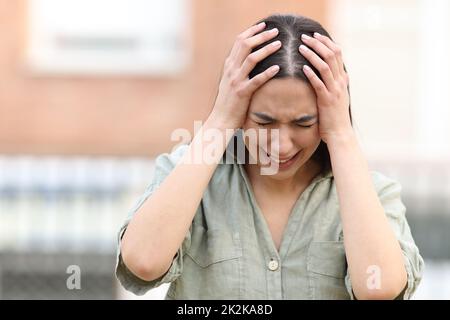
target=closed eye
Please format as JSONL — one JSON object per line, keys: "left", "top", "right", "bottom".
{"left": 256, "top": 122, "right": 315, "bottom": 128}
{"left": 296, "top": 123, "right": 316, "bottom": 128}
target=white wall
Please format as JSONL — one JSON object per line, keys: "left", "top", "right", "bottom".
{"left": 329, "top": 0, "right": 450, "bottom": 161}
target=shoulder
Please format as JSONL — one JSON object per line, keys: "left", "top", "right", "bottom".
{"left": 154, "top": 144, "right": 190, "bottom": 171}
{"left": 153, "top": 144, "right": 236, "bottom": 184}
{"left": 369, "top": 171, "right": 403, "bottom": 196}
{"left": 328, "top": 170, "right": 402, "bottom": 196}
{"left": 318, "top": 170, "right": 403, "bottom": 202}
{"left": 324, "top": 170, "right": 400, "bottom": 190}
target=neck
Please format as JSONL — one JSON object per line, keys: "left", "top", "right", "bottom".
{"left": 244, "top": 158, "right": 323, "bottom": 195}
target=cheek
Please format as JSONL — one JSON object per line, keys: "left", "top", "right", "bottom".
{"left": 242, "top": 116, "right": 257, "bottom": 130}
{"left": 254, "top": 128, "right": 321, "bottom": 150}
{"left": 295, "top": 127, "right": 321, "bottom": 146}
{"left": 241, "top": 124, "right": 263, "bottom": 153}
{"left": 242, "top": 120, "right": 250, "bottom": 131}
{"left": 243, "top": 126, "right": 321, "bottom": 151}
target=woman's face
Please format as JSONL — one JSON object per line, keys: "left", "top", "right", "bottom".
{"left": 242, "top": 78, "right": 321, "bottom": 180}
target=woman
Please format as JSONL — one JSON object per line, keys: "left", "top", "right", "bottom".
{"left": 115, "top": 14, "right": 424, "bottom": 299}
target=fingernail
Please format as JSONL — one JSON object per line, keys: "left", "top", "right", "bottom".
{"left": 258, "top": 22, "right": 266, "bottom": 27}
{"left": 271, "top": 40, "right": 281, "bottom": 47}
{"left": 303, "top": 65, "right": 311, "bottom": 71}
{"left": 299, "top": 45, "right": 308, "bottom": 52}
{"left": 301, "top": 34, "right": 311, "bottom": 40}
{"left": 314, "top": 32, "right": 322, "bottom": 38}
{"left": 270, "top": 28, "right": 279, "bottom": 34}
{"left": 271, "top": 65, "right": 280, "bottom": 73}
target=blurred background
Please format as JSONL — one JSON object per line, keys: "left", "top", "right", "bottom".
{"left": 0, "top": 0, "right": 449, "bottom": 299}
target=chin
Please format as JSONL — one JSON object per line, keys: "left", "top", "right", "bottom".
{"left": 259, "top": 154, "right": 309, "bottom": 179}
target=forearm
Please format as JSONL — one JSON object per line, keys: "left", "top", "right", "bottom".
{"left": 327, "top": 132, "right": 407, "bottom": 299}
{"left": 121, "top": 116, "right": 233, "bottom": 281}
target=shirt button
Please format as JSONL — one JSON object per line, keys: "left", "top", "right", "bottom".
{"left": 268, "top": 259, "right": 279, "bottom": 271}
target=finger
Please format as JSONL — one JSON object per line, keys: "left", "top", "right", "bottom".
{"left": 299, "top": 44, "right": 336, "bottom": 92}
{"left": 301, "top": 34, "right": 340, "bottom": 79}
{"left": 302, "top": 65, "right": 328, "bottom": 96}
{"left": 239, "top": 40, "right": 282, "bottom": 80}
{"left": 229, "top": 22, "right": 266, "bottom": 61}
{"left": 313, "top": 33, "right": 346, "bottom": 77}
{"left": 245, "top": 65, "right": 280, "bottom": 94}
{"left": 234, "top": 28, "right": 279, "bottom": 67}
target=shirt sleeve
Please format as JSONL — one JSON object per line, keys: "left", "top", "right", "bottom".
{"left": 344, "top": 172, "right": 425, "bottom": 300}
{"left": 115, "top": 144, "right": 195, "bottom": 296}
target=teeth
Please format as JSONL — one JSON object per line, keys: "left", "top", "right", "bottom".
{"left": 266, "top": 152, "right": 293, "bottom": 163}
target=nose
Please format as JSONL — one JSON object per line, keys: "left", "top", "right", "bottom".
{"left": 271, "top": 126, "right": 294, "bottom": 158}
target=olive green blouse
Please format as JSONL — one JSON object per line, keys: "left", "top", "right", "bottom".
{"left": 115, "top": 144, "right": 424, "bottom": 299}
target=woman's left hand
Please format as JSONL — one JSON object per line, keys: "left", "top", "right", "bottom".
{"left": 299, "top": 33, "right": 352, "bottom": 145}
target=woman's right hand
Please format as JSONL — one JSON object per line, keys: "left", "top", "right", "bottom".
{"left": 209, "top": 22, "right": 282, "bottom": 130}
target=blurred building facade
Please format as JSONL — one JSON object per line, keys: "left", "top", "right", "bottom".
{"left": 0, "top": 0, "right": 327, "bottom": 156}
{"left": 0, "top": 0, "right": 329, "bottom": 300}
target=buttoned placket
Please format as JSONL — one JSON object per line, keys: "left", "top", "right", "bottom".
{"left": 237, "top": 163, "right": 331, "bottom": 299}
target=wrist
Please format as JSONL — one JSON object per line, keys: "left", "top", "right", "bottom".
{"left": 201, "top": 115, "right": 237, "bottom": 147}
{"left": 206, "top": 112, "right": 239, "bottom": 132}
{"left": 325, "top": 129, "right": 358, "bottom": 149}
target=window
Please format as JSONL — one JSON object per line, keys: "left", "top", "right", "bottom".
{"left": 26, "top": 0, "right": 191, "bottom": 76}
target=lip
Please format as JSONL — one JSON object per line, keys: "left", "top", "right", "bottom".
{"left": 266, "top": 150, "right": 302, "bottom": 170}
{"left": 278, "top": 155, "right": 297, "bottom": 162}
{"left": 267, "top": 150, "right": 300, "bottom": 163}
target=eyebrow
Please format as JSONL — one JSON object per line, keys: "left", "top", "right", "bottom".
{"left": 252, "top": 112, "right": 317, "bottom": 123}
